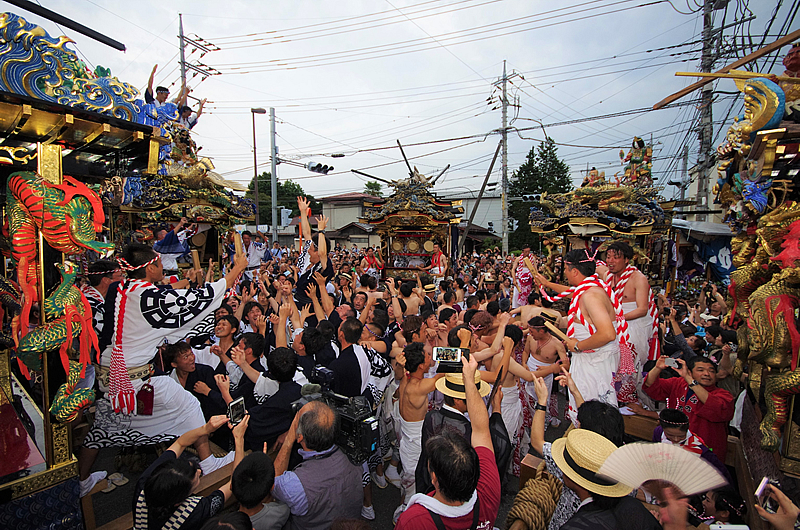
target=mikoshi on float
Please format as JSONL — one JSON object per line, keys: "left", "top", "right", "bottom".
{"left": 0, "top": 11, "right": 252, "bottom": 528}
{"left": 524, "top": 137, "right": 682, "bottom": 290}
{"left": 355, "top": 146, "right": 464, "bottom": 280}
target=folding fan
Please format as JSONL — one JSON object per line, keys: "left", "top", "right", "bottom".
{"left": 597, "top": 442, "right": 728, "bottom": 497}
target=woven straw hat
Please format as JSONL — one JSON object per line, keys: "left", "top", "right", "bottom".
{"left": 435, "top": 372, "right": 491, "bottom": 399}
{"left": 551, "top": 429, "right": 632, "bottom": 498}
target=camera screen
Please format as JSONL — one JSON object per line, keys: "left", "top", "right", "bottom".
{"left": 228, "top": 397, "right": 246, "bottom": 426}
{"left": 433, "top": 347, "right": 463, "bottom": 363}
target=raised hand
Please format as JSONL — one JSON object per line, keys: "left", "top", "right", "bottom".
{"left": 279, "top": 302, "right": 292, "bottom": 320}
{"left": 300, "top": 304, "right": 312, "bottom": 322}
{"left": 532, "top": 376, "right": 549, "bottom": 404}
{"left": 306, "top": 283, "right": 318, "bottom": 299}
{"left": 313, "top": 271, "right": 326, "bottom": 285}
{"left": 255, "top": 314, "right": 267, "bottom": 334}
{"left": 555, "top": 366, "right": 577, "bottom": 394}
{"left": 317, "top": 214, "right": 329, "bottom": 231}
{"left": 297, "top": 196, "right": 311, "bottom": 213}
{"left": 231, "top": 346, "right": 247, "bottom": 367}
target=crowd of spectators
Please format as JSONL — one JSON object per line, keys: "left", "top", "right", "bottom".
{"left": 72, "top": 194, "right": 800, "bottom": 530}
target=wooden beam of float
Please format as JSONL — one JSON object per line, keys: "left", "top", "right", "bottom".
{"left": 675, "top": 71, "right": 800, "bottom": 84}
{"left": 653, "top": 28, "right": 800, "bottom": 110}
{"left": 192, "top": 249, "right": 201, "bottom": 271}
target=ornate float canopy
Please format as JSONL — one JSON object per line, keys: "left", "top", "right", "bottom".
{"left": 0, "top": 12, "right": 254, "bottom": 226}
{"left": 360, "top": 167, "right": 463, "bottom": 227}
{"left": 526, "top": 140, "right": 674, "bottom": 237}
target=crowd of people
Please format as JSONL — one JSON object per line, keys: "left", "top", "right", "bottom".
{"left": 65, "top": 195, "right": 800, "bottom": 530}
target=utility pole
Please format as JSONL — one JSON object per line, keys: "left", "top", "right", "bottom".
{"left": 270, "top": 108, "right": 279, "bottom": 245}
{"left": 697, "top": 0, "right": 714, "bottom": 222}
{"left": 680, "top": 144, "right": 689, "bottom": 201}
{"left": 501, "top": 60, "right": 509, "bottom": 254}
{"left": 178, "top": 14, "right": 186, "bottom": 89}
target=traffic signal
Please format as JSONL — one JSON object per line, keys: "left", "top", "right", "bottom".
{"left": 280, "top": 207, "right": 292, "bottom": 227}
{"left": 522, "top": 194, "right": 541, "bottom": 202}
{"left": 487, "top": 221, "right": 494, "bottom": 232}
{"left": 306, "top": 161, "right": 333, "bottom": 174}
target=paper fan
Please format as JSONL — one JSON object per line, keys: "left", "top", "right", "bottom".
{"left": 598, "top": 442, "right": 728, "bottom": 497}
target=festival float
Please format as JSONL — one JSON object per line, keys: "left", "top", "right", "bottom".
{"left": 0, "top": 12, "right": 252, "bottom": 528}
{"left": 633, "top": 35, "right": 800, "bottom": 529}
{"left": 525, "top": 139, "right": 680, "bottom": 288}
{"left": 357, "top": 155, "right": 463, "bottom": 279}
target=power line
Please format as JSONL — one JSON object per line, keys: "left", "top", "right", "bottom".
{"left": 210, "top": 0, "right": 669, "bottom": 73}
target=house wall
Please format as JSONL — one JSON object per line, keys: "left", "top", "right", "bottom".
{"left": 438, "top": 194, "right": 503, "bottom": 235}
{"left": 323, "top": 202, "right": 363, "bottom": 230}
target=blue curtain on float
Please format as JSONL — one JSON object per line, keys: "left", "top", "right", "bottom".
{"left": 688, "top": 235, "right": 734, "bottom": 282}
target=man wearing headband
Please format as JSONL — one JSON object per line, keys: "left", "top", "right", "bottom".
{"left": 536, "top": 249, "right": 622, "bottom": 423}
{"left": 81, "top": 259, "right": 123, "bottom": 337}
{"left": 396, "top": 356, "right": 502, "bottom": 530}
{"left": 79, "top": 243, "right": 248, "bottom": 496}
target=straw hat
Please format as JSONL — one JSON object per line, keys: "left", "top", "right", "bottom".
{"left": 435, "top": 372, "right": 491, "bottom": 399}
{"left": 550, "top": 429, "right": 633, "bottom": 498}
{"left": 424, "top": 284, "right": 436, "bottom": 292}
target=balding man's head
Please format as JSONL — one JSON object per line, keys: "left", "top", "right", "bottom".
{"left": 296, "top": 401, "right": 338, "bottom": 451}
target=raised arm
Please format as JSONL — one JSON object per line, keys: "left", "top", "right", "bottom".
{"left": 225, "top": 252, "right": 248, "bottom": 290}
{"left": 196, "top": 98, "right": 206, "bottom": 118}
{"left": 534, "top": 271, "right": 571, "bottom": 295}
{"left": 359, "top": 295, "right": 376, "bottom": 325}
{"left": 297, "top": 196, "right": 313, "bottom": 243}
{"left": 275, "top": 303, "right": 291, "bottom": 348}
{"left": 306, "top": 283, "right": 325, "bottom": 323}
{"left": 698, "top": 282, "right": 708, "bottom": 314}
{"left": 462, "top": 356, "right": 492, "bottom": 452}
{"left": 317, "top": 214, "right": 329, "bottom": 270}
{"left": 387, "top": 278, "right": 404, "bottom": 325}
{"left": 146, "top": 64, "right": 157, "bottom": 95}
{"left": 313, "top": 271, "right": 334, "bottom": 317}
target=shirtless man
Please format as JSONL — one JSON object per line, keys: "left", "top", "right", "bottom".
{"left": 523, "top": 316, "right": 570, "bottom": 424}
{"left": 427, "top": 242, "right": 447, "bottom": 287}
{"left": 393, "top": 341, "right": 445, "bottom": 511}
{"left": 510, "top": 291, "right": 566, "bottom": 328}
{"left": 535, "top": 249, "right": 621, "bottom": 423}
{"left": 602, "top": 241, "right": 654, "bottom": 366}
{"left": 360, "top": 247, "right": 384, "bottom": 282}
{"left": 394, "top": 278, "right": 423, "bottom": 316}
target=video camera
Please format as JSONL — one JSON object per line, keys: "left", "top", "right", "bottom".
{"left": 291, "top": 366, "right": 379, "bottom": 464}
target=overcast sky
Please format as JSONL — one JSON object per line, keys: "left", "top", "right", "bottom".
{"left": 12, "top": 0, "right": 788, "bottom": 201}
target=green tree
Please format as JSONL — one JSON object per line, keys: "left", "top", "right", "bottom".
{"left": 245, "top": 172, "right": 321, "bottom": 225}
{"left": 364, "top": 181, "right": 383, "bottom": 197}
{"left": 508, "top": 138, "right": 571, "bottom": 251}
